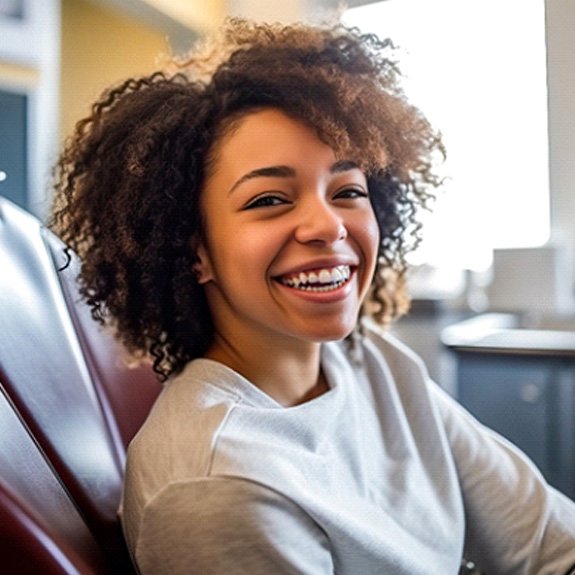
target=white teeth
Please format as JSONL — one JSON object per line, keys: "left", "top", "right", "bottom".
{"left": 318, "top": 269, "right": 331, "bottom": 284}
{"left": 280, "top": 265, "right": 351, "bottom": 290}
{"left": 332, "top": 268, "right": 344, "bottom": 282}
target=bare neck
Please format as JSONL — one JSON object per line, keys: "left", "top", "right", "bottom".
{"left": 204, "top": 333, "right": 328, "bottom": 407}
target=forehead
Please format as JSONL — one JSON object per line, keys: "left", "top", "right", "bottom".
{"left": 219, "top": 108, "right": 329, "bottom": 151}
{"left": 206, "top": 108, "right": 344, "bottom": 178}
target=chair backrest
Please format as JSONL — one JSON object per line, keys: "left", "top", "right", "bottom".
{"left": 0, "top": 197, "right": 162, "bottom": 573}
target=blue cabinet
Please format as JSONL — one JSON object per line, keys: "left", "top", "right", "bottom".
{"left": 443, "top": 313, "right": 575, "bottom": 499}
{"left": 456, "top": 354, "right": 575, "bottom": 498}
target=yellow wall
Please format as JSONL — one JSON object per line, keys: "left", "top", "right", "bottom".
{"left": 139, "top": 0, "right": 226, "bottom": 33}
{"left": 0, "top": 62, "right": 39, "bottom": 90}
{"left": 60, "top": 0, "right": 170, "bottom": 140}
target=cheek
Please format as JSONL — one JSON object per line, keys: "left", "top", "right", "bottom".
{"left": 211, "top": 226, "right": 281, "bottom": 279}
{"left": 368, "top": 213, "right": 381, "bottom": 250}
{"left": 360, "top": 218, "right": 380, "bottom": 298}
{"left": 356, "top": 210, "right": 380, "bottom": 266}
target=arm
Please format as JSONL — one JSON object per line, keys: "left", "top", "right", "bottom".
{"left": 132, "top": 476, "right": 334, "bottom": 575}
{"left": 431, "top": 383, "right": 575, "bottom": 575}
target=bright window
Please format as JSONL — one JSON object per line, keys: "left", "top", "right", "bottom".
{"left": 344, "top": 0, "right": 550, "bottom": 271}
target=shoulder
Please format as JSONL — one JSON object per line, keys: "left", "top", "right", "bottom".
{"left": 342, "top": 321, "right": 462, "bottom": 442}
{"left": 126, "top": 360, "right": 244, "bottom": 492}
{"left": 122, "top": 359, "right": 251, "bottom": 556}
{"left": 361, "top": 319, "right": 429, "bottom": 373}
{"left": 344, "top": 319, "right": 433, "bottom": 399}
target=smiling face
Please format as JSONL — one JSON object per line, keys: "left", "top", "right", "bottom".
{"left": 195, "top": 108, "right": 380, "bottom": 356}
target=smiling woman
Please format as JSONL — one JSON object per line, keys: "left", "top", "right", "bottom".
{"left": 51, "top": 18, "right": 439, "bottom": 380}
{"left": 49, "top": 17, "right": 575, "bottom": 575}
{"left": 193, "top": 109, "right": 379, "bottom": 403}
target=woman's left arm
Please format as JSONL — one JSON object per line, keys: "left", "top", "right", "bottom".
{"left": 430, "top": 382, "right": 575, "bottom": 575}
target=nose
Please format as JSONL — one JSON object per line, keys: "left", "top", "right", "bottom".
{"left": 294, "top": 198, "right": 347, "bottom": 245}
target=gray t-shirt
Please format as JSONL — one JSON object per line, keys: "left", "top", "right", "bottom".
{"left": 120, "top": 326, "right": 575, "bottom": 574}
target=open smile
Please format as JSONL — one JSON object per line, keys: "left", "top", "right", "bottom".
{"left": 275, "top": 265, "right": 353, "bottom": 293}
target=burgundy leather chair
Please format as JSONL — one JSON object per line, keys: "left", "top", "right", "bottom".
{"left": 0, "top": 196, "right": 162, "bottom": 573}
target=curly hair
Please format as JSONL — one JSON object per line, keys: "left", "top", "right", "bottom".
{"left": 50, "top": 18, "right": 443, "bottom": 379}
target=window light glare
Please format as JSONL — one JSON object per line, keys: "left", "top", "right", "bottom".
{"left": 344, "top": 0, "right": 550, "bottom": 271}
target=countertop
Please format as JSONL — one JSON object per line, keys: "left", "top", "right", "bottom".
{"left": 441, "top": 312, "right": 575, "bottom": 357}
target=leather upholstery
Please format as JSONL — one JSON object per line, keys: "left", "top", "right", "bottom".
{"left": 0, "top": 197, "right": 161, "bottom": 573}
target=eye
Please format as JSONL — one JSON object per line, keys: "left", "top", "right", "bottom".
{"left": 333, "top": 186, "right": 369, "bottom": 200}
{"left": 244, "top": 194, "right": 289, "bottom": 210}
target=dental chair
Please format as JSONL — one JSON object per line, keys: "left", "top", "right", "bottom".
{"left": 0, "top": 196, "right": 161, "bottom": 573}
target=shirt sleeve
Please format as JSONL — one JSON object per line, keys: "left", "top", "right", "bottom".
{"left": 132, "top": 476, "right": 334, "bottom": 575}
{"left": 430, "top": 382, "right": 575, "bottom": 575}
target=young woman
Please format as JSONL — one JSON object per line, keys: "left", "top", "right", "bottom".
{"left": 51, "top": 19, "right": 575, "bottom": 575}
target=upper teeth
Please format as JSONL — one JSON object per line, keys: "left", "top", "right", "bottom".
{"left": 281, "top": 265, "right": 351, "bottom": 288}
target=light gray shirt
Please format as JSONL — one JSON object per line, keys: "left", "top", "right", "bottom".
{"left": 120, "top": 327, "right": 575, "bottom": 574}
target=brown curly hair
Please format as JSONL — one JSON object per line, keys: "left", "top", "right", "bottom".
{"left": 50, "top": 18, "right": 443, "bottom": 379}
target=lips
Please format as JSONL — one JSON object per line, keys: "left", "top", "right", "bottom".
{"left": 276, "top": 265, "right": 352, "bottom": 292}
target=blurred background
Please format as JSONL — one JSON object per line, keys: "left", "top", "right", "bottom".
{"left": 1, "top": 0, "right": 573, "bottom": 311}
{"left": 1, "top": 0, "right": 575, "bottom": 496}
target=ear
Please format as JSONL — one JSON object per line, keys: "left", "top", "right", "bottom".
{"left": 191, "top": 238, "right": 214, "bottom": 285}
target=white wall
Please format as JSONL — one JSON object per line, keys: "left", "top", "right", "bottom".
{"left": 546, "top": 0, "right": 575, "bottom": 292}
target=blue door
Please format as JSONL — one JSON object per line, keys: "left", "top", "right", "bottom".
{"left": 0, "top": 90, "right": 28, "bottom": 209}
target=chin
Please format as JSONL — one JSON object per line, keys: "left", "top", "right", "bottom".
{"left": 301, "top": 322, "right": 357, "bottom": 343}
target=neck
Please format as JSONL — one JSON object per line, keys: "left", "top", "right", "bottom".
{"left": 205, "top": 332, "right": 327, "bottom": 407}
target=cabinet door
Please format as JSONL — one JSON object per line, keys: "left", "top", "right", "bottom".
{"left": 457, "top": 355, "right": 552, "bottom": 478}
{"left": 552, "top": 366, "right": 575, "bottom": 497}
{"left": 0, "top": 90, "right": 28, "bottom": 208}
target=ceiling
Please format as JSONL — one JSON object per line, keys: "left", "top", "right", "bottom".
{"left": 88, "top": 0, "right": 383, "bottom": 46}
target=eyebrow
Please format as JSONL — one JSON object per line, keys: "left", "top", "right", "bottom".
{"left": 330, "top": 160, "right": 361, "bottom": 174}
{"left": 227, "top": 160, "right": 361, "bottom": 195}
{"left": 228, "top": 166, "right": 295, "bottom": 195}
